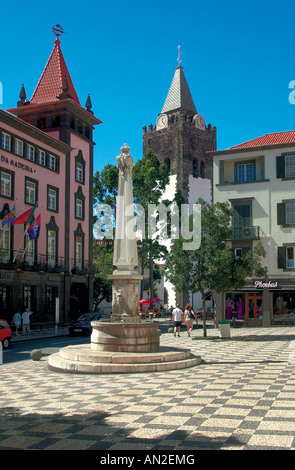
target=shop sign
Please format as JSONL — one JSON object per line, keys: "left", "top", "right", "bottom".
{"left": 254, "top": 280, "right": 278, "bottom": 289}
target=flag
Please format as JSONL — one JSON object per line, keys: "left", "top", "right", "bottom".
{"left": 2, "top": 204, "right": 16, "bottom": 227}
{"left": 12, "top": 203, "right": 37, "bottom": 226}
{"left": 27, "top": 214, "right": 41, "bottom": 240}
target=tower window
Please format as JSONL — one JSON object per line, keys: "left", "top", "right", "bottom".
{"left": 164, "top": 158, "right": 171, "bottom": 174}
{"left": 193, "top": 158, "right": 198, "bottom": 178}
{"left": 200, "top": 161, "right": 205, "bottom": 178}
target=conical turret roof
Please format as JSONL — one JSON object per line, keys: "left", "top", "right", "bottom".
{"left": 161, "top": 66, "right": 196, "bottom": 114}
{"left": 30, "top": 37, "right": 80, "bottom": 106}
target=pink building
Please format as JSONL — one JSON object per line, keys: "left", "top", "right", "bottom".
{"left": 0, "top": 35, "right": 101, "bottom": 325}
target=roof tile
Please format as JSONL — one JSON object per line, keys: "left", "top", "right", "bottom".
{"left": 30, "top": 38, "right": 80, "bottom": 106}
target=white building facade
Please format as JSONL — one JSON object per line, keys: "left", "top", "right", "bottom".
{"left": 212, "top": 131, "right": 295, "bottom": 326}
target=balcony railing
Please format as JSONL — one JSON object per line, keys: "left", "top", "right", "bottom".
{"left": 232, "top": 226, "right": 260, "bottom": 240}
{"left": 71, "top": 258, "right": 90, "bottom": 274}
{"left": 0, "top": 249, "right": 66, "bottom": 271}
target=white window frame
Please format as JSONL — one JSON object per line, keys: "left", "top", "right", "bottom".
{"left": 25, "top": 233, "right": 35, "bottom": 266}
{"left": 37, "top": 149, "right": 46, "bottom": 166}
{"left": 25, "top": 180, "right": 36, "bottom": 204}
{"left": 1, "top": 172, "right": 12, "bottom": 197}
{"left": 15, "top": 138, "right": 23, "bottom": 156}
{"left": 0, "top": 224, "right": 10, "bottom": 262}
{"left": 26, "top": 144, "right": 35, "bottom": 162}
{"left": 285, "top": 155, "right": 295, "bottom": 178}
{"left": 76, "top": 162, "right": 83, "bottom": 182}
{"left": 47, "top": 230, "right": 56, "bottom": 267}
{"left": 1, "top": 132, "right": 11, "bottom": 151}
{"left": 75, "top": 199, "right": 83, "bottom": 219}
{"left": 75, "top": 236, "right": 83, "bottom": 269}
{"left": 48, "top": 188, "right": 57, "bottom": 211}
{"left": 237, "top": 162, "right": 254, "bottom": 183}
{"left": 48, "top": 154, "right": 56, "bottom": 171}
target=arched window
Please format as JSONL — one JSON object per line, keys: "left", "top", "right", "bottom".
{"left": 164, "top": 158, "right": 171, "bottom": 174}
{"left": 193, "top": 158, "right": 198, "bottom": 178}
{"left": 200, "top": 161, "right": 205, "bottom": 178}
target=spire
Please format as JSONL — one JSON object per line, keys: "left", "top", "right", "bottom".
{"left": 85, "top": 93, "right": 93, "bottom": 114}
{"left": 29, "top": 35, "right": 80, "bottom": 106}
{"left": 17, "top": 84, "right": 29, "bottom": 107}
{"left": 161, "top": 48, "right": 197, "bottom": 114}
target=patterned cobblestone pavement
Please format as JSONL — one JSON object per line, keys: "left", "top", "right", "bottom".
{"left": 1, "top": 326, "right": 295, "bottom": 451}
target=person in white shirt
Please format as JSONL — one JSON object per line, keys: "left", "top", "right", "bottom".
{"left": 172, "top": 304, "right": 183, "bottom": 337}
{"left": 22, "top": 308, "right": 33, "bottom": 335}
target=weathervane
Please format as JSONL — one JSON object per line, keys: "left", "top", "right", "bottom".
{"left": 177, "top": 45, "right": 182, "bottom": 66}
{"left": 52, "top": 24, "right": 64, "bottom": 38}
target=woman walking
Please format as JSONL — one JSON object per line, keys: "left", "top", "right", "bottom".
{"left": 184, "top": 304, "right": 196, "bottom": 337}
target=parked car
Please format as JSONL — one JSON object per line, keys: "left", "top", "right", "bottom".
{"left": 69, "top": 312, "right": 110, "bottom": 336}
{"left": 0, "top": 319, "right": 12, "bottom": 349}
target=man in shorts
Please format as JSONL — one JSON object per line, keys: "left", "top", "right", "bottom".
{"left": 172, "top": 304, "right": 183, "bottom": 337}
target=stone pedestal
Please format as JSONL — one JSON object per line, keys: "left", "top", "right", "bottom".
{"left": 108, "top": 273, "right": 143, "bottom": 322}
{"left": 91, "top": 321, "right": 160, "bottom": 352}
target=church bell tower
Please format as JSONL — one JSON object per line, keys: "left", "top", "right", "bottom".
{"left": 143, "top": 47, "right": 216, "bottom": 204}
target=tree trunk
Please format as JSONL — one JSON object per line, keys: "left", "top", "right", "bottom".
{"left": 202, "top": 293, "right": 207, "bottom": 337}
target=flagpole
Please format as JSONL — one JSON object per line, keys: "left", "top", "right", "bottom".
{"left": 12, "top": 201, "right": 37, "bottom": 262}
{"left": 22, "top": 206, "right": 43, "bottom": 262}
{"left": 13, "top": 226, "right": 28, "bottom": 262}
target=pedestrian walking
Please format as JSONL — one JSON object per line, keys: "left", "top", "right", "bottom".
{"left": 22, "top": 308, "right": 33, "bottom": 335}
{"left": 226, "top": 296, "right": 233, "bottom": 319}
{"left": 172, "top": 304, "right": 183, "bottom": 337}
{"left": 12, "top": 310, "right": 21, "bottom": 336}
{"left": 184, "top": 304, "right": 196, "bottom": 337}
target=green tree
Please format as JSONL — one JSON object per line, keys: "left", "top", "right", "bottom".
{"left": 165, "top": 198, "right": 267, "bottom": 337}
{"left": 92, "top": 241, "right": 113, "bottom": 310}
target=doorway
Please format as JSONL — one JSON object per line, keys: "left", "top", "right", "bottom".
{"left": 245, "top": 292, "right": 262, "bottom": 326}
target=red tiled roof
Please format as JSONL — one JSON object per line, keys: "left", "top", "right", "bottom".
{"left": 227, "top": 131, "right": 295, "bottom": 150}
{"left": 30, "top": 38, "right": 80, "bottom": 106}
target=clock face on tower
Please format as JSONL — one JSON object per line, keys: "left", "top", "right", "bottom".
{"left": 193, "top": 113, "right": 206, "bottom": 131}
{"left": 156, "top": 113, "right": 168, "bottom": 131}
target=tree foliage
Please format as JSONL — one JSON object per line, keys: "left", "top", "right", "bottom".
{"left": 165, "top": 198, "right": 267, "bottom": 336}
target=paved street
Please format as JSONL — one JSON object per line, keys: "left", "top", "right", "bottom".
{"left": 1, "top": 325, "right": 295, "bottom": 451}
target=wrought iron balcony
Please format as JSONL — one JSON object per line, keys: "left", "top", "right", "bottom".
{"left": 71, "top": 258, "right": 90, "bottom": 274}
{"left": 232, "top": 226, "right": 260, "bottom": 240}
{"left": 0, "top": 249, "right": 65, "bottom": 272}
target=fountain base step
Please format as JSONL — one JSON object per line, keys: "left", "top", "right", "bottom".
{"left": 48, "top": 345, "right": 202, "bottom": 374}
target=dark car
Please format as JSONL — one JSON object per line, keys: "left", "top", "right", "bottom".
{"left": 0, "top": 319, "right": 12, "bottom": 349}
{"left": 69, "top": 312, "right": 110, "bottom": 336}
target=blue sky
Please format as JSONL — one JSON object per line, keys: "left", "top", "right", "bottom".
{"left": 1, "top": 0, "right": 295, "bottom": 174}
